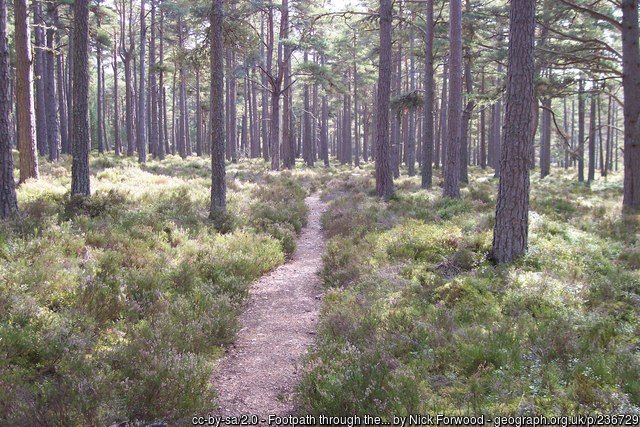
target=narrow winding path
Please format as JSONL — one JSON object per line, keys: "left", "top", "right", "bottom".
{"left": 212, "top": 195, "right": 327, "bottom": 417}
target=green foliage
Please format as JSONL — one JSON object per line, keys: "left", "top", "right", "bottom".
{"left": 299, "top": 168, "right": 640, "bottom": 417}
{"left": 0, "top": 154, "right": 303, "bottom": 425}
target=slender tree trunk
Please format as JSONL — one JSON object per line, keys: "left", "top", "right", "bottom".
{"left": 250, "top": 72, "right": 259, "bottom": 158}
{"left": 422, "top": 0, "right": 434, "bottom": 188}
{"left": 0, "top": 0, "right": 18, "bottom": 218}
{"left": 97, "top": 29, "right": 104, "bottom": 153}
{"left": 45, "top": 2, "right": 59, "bottom": 161}
{"left": 137, "top": 0, "right": 147, "bottom": 163}
{"left": 492, "top": 0, "right": 535, "bottom": 263}
{"left": 210, "top": 0, "right": 226, "bottom": 223}
{"left": 597, "top": 93, "right": 604, "bottom": 173}
{"left": 282, "top": 37, "right": 293, "bottom": 168}
{"left": 229, "top": 50, "right": 237, "bottom": 163}
{"left": 406, "top": 27, "right": 415, "bottom": 176}
{"left": 157, "top": 8, "right": 165, "bottom": 159}
{"left": 195, "top": 67, "right": 202, "bottom": 156}
{"left": 375, "top": 0, "right": 394, "bottom": 200}
{"left": 540, "top": 98, "right": 551, "bottom": 177}
{"left": 443, "top": 0, "right": 463, "bottom": 198}
{"left": 56, "top": 44, "right": 68, "bottom": 155}
{"left": 480, "top": 69, "right": 486, "bottom": 169}
{"left": 112, "top": 33, "right": 121, "bottom": 156}
{"left": 71, "top": 0, "right": 91, "bottom": 196}
{"left": 14, "top": 0, "right": 38, "bottom": 182}
{"left": 603, "top": 95, "right": 612, "bottom": 177}
{"left": 588, "top": 89, "right": 596, "bottom": 183}
{"left": 261, "top": 15, "right": 270, "bottom": 161}
{"left": 493, "top": 62, "right": 503, "bottom": 177}
{"left": 149, "top": 0, "right": 159, "bottom": 158}
{"left": 354, "top": 55, "right": 360, "bottom": 168}
{"left": 460, "top": 46, "right": 474, "bottom": 183}
{"left": 578, "top": 79, "right": 585, "bottom": 182}
{"left": 437, "top": 62, "right": 448, "bottom": 169}
{"left": 563, "top": 96, "right": 569, "bottom": 169}
{"left": 33, "top": 0, "right": 48, "bottom": 156}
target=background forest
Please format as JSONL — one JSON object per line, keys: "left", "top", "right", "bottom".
{"left": 0, "top": 0, "right": 639, "bottom": 425}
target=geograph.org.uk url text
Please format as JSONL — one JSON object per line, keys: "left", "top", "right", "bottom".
{"left": 192, "top": 413, "right": 640, "bottom": 426}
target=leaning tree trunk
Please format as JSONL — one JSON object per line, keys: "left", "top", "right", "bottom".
{"left": 14, "top": 0, "right": 38, "bottom": 182}
{"left": 492, "top": 0, "right": 535, "bottom": 264}
{"left": 0, "top": 0, "right": 18, "bottom": 219}
{"left": 421, "top": 0, "right": 434, "bottom": 188}
{"left": 375, "top": 0, "right": 394, "bottom": 200}
{"left": 443, "top": 0, "right": 463, "bottom": 198}
{"left": 71, "top": 0, "right": 91, "bottom": 196}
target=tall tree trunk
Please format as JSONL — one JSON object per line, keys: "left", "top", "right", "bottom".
{"left": 113, "top": 32, "right": 122, "bottom": 156}
{"left": 282, "top": 37, "right": 293, "bottom": 168}
{"left": 443, "top": 0, "right": 463, "bottom": 198}
{"left": 149, "top": 0, "right": 159, "bottom": 158}
{"left": 563, "top": 96, "right": 569, "bottom": 169}
{"left": 421, "top": 0, "right": 434, "bottom": 188}
{"left": 57, "top": 50, "right": 68, "bottom": 155}
{"left": 250, "top": 72, "right": 259, "bottom": 158}
{"left": 229, "top": 50, "right": 237, "bottom": 163}
{"left": 622, "top": 0, "right": 640, "bottom": 208}
{"left": 137, "top": 0, "right": 147, "bottom": 163}
{"left": 302, "top": 50, "right": 316, "bottom": 166}
{"left": 45, "top": 2, "right": 59, "bottom": 161}
{"left": 14, "top": 0, "right": 38, "bottom": 182}
{"left": 578, "top": 79, "right": 585, "bottom": 181}
{"left": 588, "top": 89, "right": 596, "bottom": 182}
{"left": 261, "top": 14, "right": 270, "bottom": 161}
{"left": 492, "top": 0, "right": 535, "bottom": 263}
{"left": 268, "top": 0, "right": 287, "bottom": 171}
{"left": 33, "top": 0, "right": 48, "bottom": 156}
{"left": 603, "top": 95, "right": 612, "bottom": 177}
{"left": 177, "top": 18, "right": 187, "bottom": 158}
{"left": 493, "top": 62, "right": 503, "bottom": 177}
{"left": 120, "top": 0, "right": 135, "bottom": 157}
{"left": 436, "top": 62, "right": 448, "bottom": 169}
{"left": 459, "top": 45, "right": 474, "bottom": 183}
{"left": 480, "top": 69, "right": 486, "bottom": 169}
{"left": 354, "top": 52, "right": 360, "bottom": 168}
{"left": 540, "top": 98, "right": 551, "bottom": 178}
{"left": 195, "top": 67, "right": 202, "bottom": 156}
{"left": 66, "top": 29, "right": 74, "bottom": 153}
{"left": 157, "top": 7, "right": 165, "bottom": 160}
{"left": 210, "top": 0, "right": 226, "bottom": 223}
{"left": 97, "top": 27, "right": 104, "bottom": 153}
{"left": 71, "top": 0, "right": 91, "bottom": 196}
{"left": 406, "top": 27, "right": 415, "bottom": 176}
{"left": 0, "top": 0, "right": 18, "bottom": 218}
{"left": 375, "top": 0, "right": 394, "bottom": 200}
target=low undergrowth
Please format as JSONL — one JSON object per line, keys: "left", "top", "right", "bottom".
{"left": 299, "top": 165, "right": 640, "bottom": 417}
{"left": 0, "top": 154, "right": 308, "bottom": 425}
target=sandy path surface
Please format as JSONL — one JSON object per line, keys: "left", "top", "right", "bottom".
{"left": 211, "top": 195, "right": 327, "bottom": 418}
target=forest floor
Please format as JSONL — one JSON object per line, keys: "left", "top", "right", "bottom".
{"left": 212, "top": 195, "right": 327, "bottom": 417}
